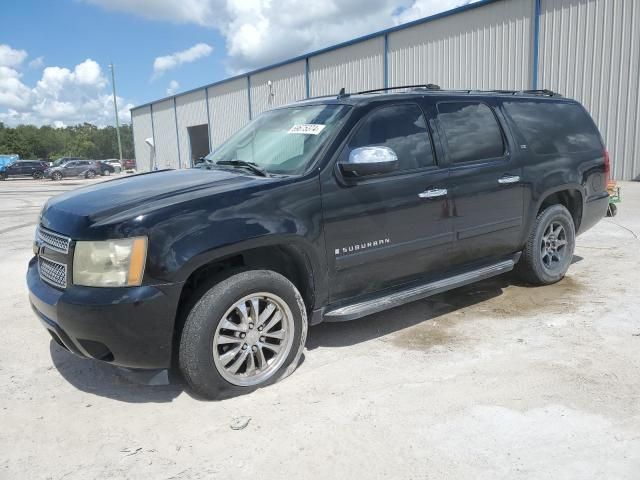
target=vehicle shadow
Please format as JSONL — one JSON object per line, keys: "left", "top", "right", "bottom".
{"left": 307, "top": 271, "right": 527, "bottom": 350}
{"left": 49, "top": 341, "right": 184, "bottom": 403}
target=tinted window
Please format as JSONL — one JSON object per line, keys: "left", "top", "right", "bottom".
{"left": 503, "top": 101, "right": 602, "bottom": 154}
{"left": 437, "top": 102, "right": 505, "bottom": 163}
{"left": 347, "top": 104, "right": 434, "bottom": 171}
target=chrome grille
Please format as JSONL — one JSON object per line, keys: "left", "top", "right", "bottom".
{"left": 39, "top": 257, "right": 67, "bottom": 289}
{"left": 38, "top": 227, "right": 71, "bottom": 254}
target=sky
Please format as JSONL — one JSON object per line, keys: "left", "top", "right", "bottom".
{"left": 0, "top": 0, "right": 476, "bottom": 128}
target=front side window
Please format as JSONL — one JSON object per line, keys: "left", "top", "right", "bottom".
{"left": 204, "top": 104, "right": 350, "bottom": 175}
{"left": 437, "top": 102, "right": 505, "bottom": 163}
{"left": 345, "top": 104, "right": 434, "bottom": 171}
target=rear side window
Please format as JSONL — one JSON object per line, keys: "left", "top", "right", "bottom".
{"left": 503, "top": 101, "right": 602, "bottom": 154}
{"left": 347, "top": 104, "right": 435, "bottom": 171}
{"left": 437, "top": 102, "right": 505, "bottom": 163}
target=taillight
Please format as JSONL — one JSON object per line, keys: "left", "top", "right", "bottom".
{"left": 603, "top": 149, "right": 611, "bottom": 184}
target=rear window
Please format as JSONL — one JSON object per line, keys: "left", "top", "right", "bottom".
{"left": 436, "top": 102, "right": 505, "bottom": 163}
{"left": 503, "top": 101, "right": 602, "bottom": 154}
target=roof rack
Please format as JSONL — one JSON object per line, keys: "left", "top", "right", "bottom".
{"left": 297, "top": 86, "right": 561, "bottom": 102}
{"left": 356, "top": 84, "right": 442, "bottom": 95}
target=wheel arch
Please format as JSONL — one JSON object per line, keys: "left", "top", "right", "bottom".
{"left": 535, "top": 185, "right": 584, "bottom": 232}
{"left": 171, "top": 238, "right": 321, "bottom": 364}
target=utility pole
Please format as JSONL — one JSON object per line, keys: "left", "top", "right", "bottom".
{"left": 109, "top": 62, "right": 123, "bottom": 162}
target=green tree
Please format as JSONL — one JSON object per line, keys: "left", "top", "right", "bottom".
{"left": 0, "top": 122, "right": 134, "bottom": 160}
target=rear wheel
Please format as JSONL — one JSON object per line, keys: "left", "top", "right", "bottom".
{"left": 0, "top": 173, "right": 6, "bottom": 181}
{"left": 32, "top": 171, "right": 43, "bottom": 179}
{"left": 179, "top": 270, "right": 307, "bottom": 399}
{"left": 517, "top": 204, "right": 575, "bottom": 285}
{"left": 51, "top": 171, "right": 62, "bottom": 181}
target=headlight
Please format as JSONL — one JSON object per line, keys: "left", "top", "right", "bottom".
{"left": 73, "top": 237, "right": 147, "bottom": 287}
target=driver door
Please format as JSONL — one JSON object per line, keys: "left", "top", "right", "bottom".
{"left": 321, "top": 102, "right": 453, "bottom": 302}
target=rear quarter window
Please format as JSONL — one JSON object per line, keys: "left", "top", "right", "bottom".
{"left": 503, "top": 101, "right": 602, "bottom": 155}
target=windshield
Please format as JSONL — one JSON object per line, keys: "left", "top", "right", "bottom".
{"left": 204, "top": 104, "right": 350, "bottom": 175}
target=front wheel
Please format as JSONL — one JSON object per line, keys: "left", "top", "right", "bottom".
{"left": 517, "top": 204, "right": 576, "bottom": 285}
{"left": 102, "top": 170, "right": 111, "bottom": 176}
{"left": 85, "top": 170, "right": 96, "bottom": 179}
{"left": 51, "top": 171, "right": 62, "bottom": 181}
{"left": 179, "top": 270, "right": 307, "bottom": 399}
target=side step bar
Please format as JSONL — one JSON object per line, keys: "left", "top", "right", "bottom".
{"left": 323, "top": 257, "right": 517, "bottom": 322}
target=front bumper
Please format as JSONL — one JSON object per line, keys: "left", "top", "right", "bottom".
{"left": 27, "top": 257, "right": 183, "bottom": 369}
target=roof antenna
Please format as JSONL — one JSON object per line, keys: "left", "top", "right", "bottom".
{"left": 337, "top": 87, "right": 347, "bottom": 99}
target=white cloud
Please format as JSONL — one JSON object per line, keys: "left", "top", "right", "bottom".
{"left": 28, "top": 56, "right": 44, "bottom": 69}
{"left": 0, "top": 44, "right": 28, "bottom": 68}
{"left": 152, "top": 43, "right": 213, "bottom": 79}
{"left": 84, "top": 0, "right": 476, "bottom": 73}
{"left": 0, "top": 66, "right": 32, "bottom": 109}
{"left": 166, "top": 80, "right": 180, "bottom": 95}
{"left": 0, "top": 50, "right": 133, "bottom": 127}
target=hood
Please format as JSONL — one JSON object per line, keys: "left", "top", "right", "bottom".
{"left": 41, "top": 168, "right": 270, "bottom": 236}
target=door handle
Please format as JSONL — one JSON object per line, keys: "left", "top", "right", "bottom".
{"left": 498, "top": 175, "right": 520, "bottom": 184}
{"left": 418, "top": 188, "right": 447, "bottom": 199}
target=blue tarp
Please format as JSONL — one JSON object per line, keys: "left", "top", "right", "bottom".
{"left": 0, "top": 154, "right": 19, "bottom": 171}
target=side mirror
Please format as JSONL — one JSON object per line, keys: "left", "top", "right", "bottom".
{"left": 338, "top": 146, "right": 398, "bottom": 178}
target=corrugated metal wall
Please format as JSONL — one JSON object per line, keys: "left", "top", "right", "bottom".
{"left": 250, "top": 60, "right": 306, "bottom": 116}
{"left": 131, "top": 106, "right": 153, "bottom": 172}
{"left": 151, "top": 99, "right": 180, "bottom": 170}
{"left": 207, "top": 78, "right": 250, "bottom": 147}
{"left": 388, "top": 0, "right": 533, "bottom": 90}
{"left": 539, "top": 0, "right": 640, "bottom": 180}
{"left": 308, "top": 37, "right": 384, "bottom": 97}
{"left": 175, "top": 89, "right": 209, "bottom": 167}
{"left": 131, "top": 0, "right": 639, "bottom": 179}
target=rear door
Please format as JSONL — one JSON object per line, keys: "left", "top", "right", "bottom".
{"left": 321, "top": 102, "right": 453, "bottom": 302}
{"left": 434, "top": 99, "right": 524, "bottom": 267}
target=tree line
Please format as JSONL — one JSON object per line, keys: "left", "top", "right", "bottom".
{"left": 0, "top": 122, "right": 134, "bottom": 160}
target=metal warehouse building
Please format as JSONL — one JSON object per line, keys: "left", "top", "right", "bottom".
{"left": 131, "top": 0, "right": 640, "bottom": 180}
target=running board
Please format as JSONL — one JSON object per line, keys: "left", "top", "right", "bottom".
{"left": 323, "top": 258, "right": 516, "bottom": 322}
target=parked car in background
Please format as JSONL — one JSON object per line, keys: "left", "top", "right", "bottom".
{"left": 52, "top": 157, "right": 83, "bottom": 167}
{"left": 101, "top": 159, "right": 122, "bottom": 174}
{"left": 0, "top": 160, "right": 50, "bottom": 180}
{"left": 44, "top": 160, "right": 101, "bottom": 180}
{"left": 96, "top": 161, "right": 116, "bottom": 176}
{"left": 122, "top": 158, "right": 136, "bottom": 170}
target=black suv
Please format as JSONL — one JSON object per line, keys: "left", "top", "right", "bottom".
{"left": 1, "top": 160, "right": 50, "bottom": 180}
{"left": 27, "top": 86, "right": 609, "bottom": 399}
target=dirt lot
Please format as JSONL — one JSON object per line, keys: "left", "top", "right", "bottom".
{"left": 1, "top": 177, "right": 639, "bottom": 479}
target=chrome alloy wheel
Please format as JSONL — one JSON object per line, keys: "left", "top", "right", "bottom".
{"left": 541, "top": 221, "right": 568, "bottom": 271}
{"left": 212, "top": 292, "right": 294, "bottom": 387}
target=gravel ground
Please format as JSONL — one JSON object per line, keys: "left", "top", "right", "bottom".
{"left": 1, "top": 176, "right": 639, "bottom": 479}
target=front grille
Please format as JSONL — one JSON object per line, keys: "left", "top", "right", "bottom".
{"left": 39, "top": 257, "right": 67, "bottom": 288}
{"left": 38, "top": 227, "right": 71, "bottom": 254}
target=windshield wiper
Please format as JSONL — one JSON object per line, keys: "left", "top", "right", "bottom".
{"left": 216, "top": 160, "right": 269, "bottom": 177}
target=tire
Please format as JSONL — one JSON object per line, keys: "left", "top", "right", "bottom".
{"left": 0, "top": 173, "right": 6, "bottom": 181}
{"left": 51, "top": 171, "right": 62, "bottom": 181}
{"left": 517, "top": 204, "right": 576, "bottom": 285}
{"left": 102, "top": 170, "right": 111, "bottom": 176}
{"left": 179, "top": 270, "right": 307, "bottom": 400}
{"left": 85, "top": 170, "right": 96, "bottom": 179}
{"left": 606, "top": 203, "right": 617, "bottom": 217}
{"left": 32, "top": 171, "right": 43, "bottom": 179}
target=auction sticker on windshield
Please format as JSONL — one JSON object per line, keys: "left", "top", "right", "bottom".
{"left": 288, "top": 124, "right": 326, "bottom": 135}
